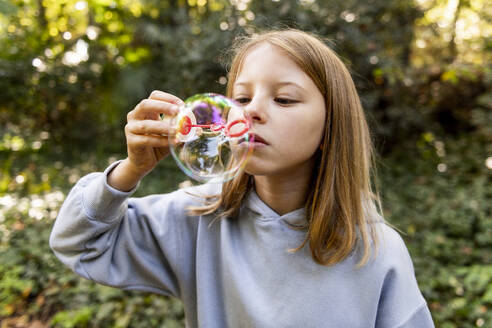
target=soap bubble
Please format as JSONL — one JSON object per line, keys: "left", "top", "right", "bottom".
{"left": 168, "top": 93, "right": 253, "bottom": 183}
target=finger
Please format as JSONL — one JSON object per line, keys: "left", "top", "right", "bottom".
{"left": 127, "top": 133, "right": 170, "bottom": 148}
{"left": 148, "top": 90, "right": 184, "bottom": 106}
{"left": 126, "top": 120, "right": 175, "bottom": 136}
{"left": 128, "top": 99, "right": 180, "bottom": 121}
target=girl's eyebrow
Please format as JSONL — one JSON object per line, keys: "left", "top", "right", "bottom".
{"left": 233, "top": 81, "right": 307, "bottom": 93}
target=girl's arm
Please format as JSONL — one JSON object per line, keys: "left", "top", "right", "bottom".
{"left": 374, "top": 225, "right": 435, "bottom": 328}
{"left": 49, "top": 161, "right": 196, "bottom": 298}
{"left": 50, "top": 90, "right": 190, "bottom": 296}
{"left": 107, "top": 157, "right": 147, "bottom": 192}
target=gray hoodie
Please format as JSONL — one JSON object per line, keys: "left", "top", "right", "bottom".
{"left": 50, "top": 161, "right": 434, "bottom": 328}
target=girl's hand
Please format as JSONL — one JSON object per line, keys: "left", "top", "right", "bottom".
{"left": 108, "top": 90, "right": 183, "bottom": 191}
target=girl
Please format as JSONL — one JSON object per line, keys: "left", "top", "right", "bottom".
{"left": 50, "top": 29, "right": 434, "bottom": 327}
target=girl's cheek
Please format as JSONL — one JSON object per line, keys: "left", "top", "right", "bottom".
{"left": 227, "top": 106, "right": 245, "bottom": 122}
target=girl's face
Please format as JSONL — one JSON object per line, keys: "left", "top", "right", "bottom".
{"left": 232, "top": 43, "right": 326, "bottom": 177}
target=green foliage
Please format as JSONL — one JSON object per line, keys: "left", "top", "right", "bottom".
{"left": 0, "top": 265, "right": 34, "bottom": 317}
{"left": 51, "top": 307, "right": 93, "bottom": 328}
{"left": 381, "top": 133, "right": 491, "bottom": 327}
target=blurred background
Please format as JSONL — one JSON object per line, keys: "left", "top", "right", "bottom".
{"left": 0, "top": 0, "right": 490, "bottom": 327}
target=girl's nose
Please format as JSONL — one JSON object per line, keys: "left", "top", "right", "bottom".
{"left": 244, "top": 97, "right": 267, "bottom": 123}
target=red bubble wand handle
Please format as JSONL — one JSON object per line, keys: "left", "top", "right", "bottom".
{"left": 178, "top": 116, "right": 249, "bottom": 138}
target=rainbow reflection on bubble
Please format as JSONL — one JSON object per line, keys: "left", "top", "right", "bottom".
{"left": 168, "top": 93, "right": 254, "bottom": 183}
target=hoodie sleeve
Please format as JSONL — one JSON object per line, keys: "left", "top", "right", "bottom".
{"left": 49, "top": 161, "right": 197, "bottom": 298}
{"left": 375, "top": 225, "right": 435, "bottom": 328}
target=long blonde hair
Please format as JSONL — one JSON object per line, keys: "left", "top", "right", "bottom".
{"left": 188, "top": 28, "right": 385, "bottom": 267}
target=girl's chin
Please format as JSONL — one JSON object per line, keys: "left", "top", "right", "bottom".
{"left": 243, "top": 162, "right": 271, "bottom": 176}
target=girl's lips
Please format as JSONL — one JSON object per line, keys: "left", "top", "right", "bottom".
{"left": 249, "top": 133, "right": 268, "bottom": 145}
{"left": 236, "top": 133, "right": 268, "bottom": 148}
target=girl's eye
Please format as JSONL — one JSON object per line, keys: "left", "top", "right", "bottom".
{"left": 235, "top": 97, "right": 250, "bottom": 104}
{"left": 274, "top": 97, "right": 297, "bottom": 105}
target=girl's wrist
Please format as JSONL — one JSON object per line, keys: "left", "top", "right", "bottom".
{"left": 107, "top": 158, "right": 146, "bottom": 192}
